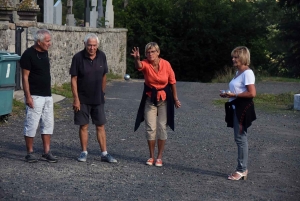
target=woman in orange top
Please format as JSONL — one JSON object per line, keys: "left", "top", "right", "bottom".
{"left": 132, "top": 42, "right": 181, "bottom": 167}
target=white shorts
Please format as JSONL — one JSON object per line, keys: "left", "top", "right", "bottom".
{"left": 24, "top": 96, "right": 54, "bottom": 137}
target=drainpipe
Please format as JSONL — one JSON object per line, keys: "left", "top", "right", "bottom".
{"left": 15, "top": 26, "right": 24, "bottom": 90}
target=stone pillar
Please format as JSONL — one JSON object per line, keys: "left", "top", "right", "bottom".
{"left": 105, "top": 0, "right": 114, "bottom": 28}
{"left": 84, "top": 0, "right": 90, "bottom": 27}
{"left": 12, "top": 0, "right": 19, "bottom": 23}
{"left": 90, "top": 0, "right": 98, "bottom": 28}
{"left": 66, "top": 0, "right": 75, "bottom": 26}
{"left": 17, "top": 0, "right": 40, "bottom": 22}
{"left": 0, "top": 0, "right": 15, "bottom": 23}
{"left": 44, "top": 0, "right": 53, "bottom": 24}
{"left": 97, "top": 0, "right": 104, "bottom": 27}
{"left": 53, "top": 0, "right": 62, "bottom": 25}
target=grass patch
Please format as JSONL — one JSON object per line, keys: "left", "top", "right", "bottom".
{"left": 213, "top": 98, "right": 228, "bottom": 105}
{"left": 256, "top": 76, "right": 300, "bottom": 83}
{"left": 12, "top": 99, "right": 25, "bottom": 115}
{"left": 254, "top": 92, "right": 295, "bottom": 111}
{"left": 51, "top": 83, "right": 73, "bottom": 98}
{"left": 212, "top": 66, "right": 235, "bottom": 83}
{"left": 53, "top": 103, "right": 62, "bottom": 118}
{"left": 213, "top": 92, "right": 296, "bottom": 112}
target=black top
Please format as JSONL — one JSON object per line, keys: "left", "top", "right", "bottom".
{"left": 69, "top": 49, "right": 108, "bottom": 104}
{"left": 134, "top": 83, "right": 175, "bottom": 132}
{"left": 20, "top": 46, "right": 51, "bottom": 96}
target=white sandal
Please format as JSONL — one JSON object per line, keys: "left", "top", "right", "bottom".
{"left": 228, "top": 170, "right": 248, "bottom": 180}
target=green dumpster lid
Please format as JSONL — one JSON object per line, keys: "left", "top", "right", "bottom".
{"left": 0, "top": 51, "right": 21, "bottom": 61}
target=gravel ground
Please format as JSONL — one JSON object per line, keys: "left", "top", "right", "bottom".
{"left": 0, "top": 80, "right": 299, "bottom": 201}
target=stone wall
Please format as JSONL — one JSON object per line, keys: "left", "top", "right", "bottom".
{"left": 0, "top": 23, "right": 16, "bottom": 53}
{"left": 0, "top": 22, "right": 127, "bottom": 86}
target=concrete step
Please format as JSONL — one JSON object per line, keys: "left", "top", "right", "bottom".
{"left": 14, "top": 90, "right": 65, "bottom": 103}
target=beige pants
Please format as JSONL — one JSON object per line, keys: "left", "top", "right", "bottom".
{"left": 144, "top": 97, "right": 167, "bottom": 140}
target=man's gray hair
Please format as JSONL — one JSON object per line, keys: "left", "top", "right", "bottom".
{"left": 84, "top": 33, "right": 99, "bottom": 44}
{"left": 34, "top": 29, "right": 51, "bottom": 44}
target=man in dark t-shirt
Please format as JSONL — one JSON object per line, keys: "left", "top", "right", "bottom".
{"left": 70, "top": 33, "right": 117, "bottom": 163}
{"left": 20, "top": 29, "right": 57, "bottom": 163}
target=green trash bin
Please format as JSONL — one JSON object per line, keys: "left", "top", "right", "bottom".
{"left": 0, "top": 51, "right": 21, "bottom": 116}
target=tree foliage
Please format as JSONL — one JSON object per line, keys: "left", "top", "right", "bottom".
{"left": 114, "top": 0, "right": 285, "bottom": 81}
{"left": 63, "top": 0, "right": 299, "bottom": 80}
{"left": 275, "top": 0, "right": 300, "bottom": 77}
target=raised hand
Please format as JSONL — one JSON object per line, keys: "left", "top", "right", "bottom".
{"left": 131, "top": 47, "right": 140, "bottom": 59}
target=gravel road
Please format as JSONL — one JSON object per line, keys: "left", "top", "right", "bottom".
{"left": 0, "top": 80, "right": 299, "bottom": 201}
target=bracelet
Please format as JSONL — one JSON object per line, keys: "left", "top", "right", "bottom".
{"left": 174, "top": 99, "right": 179, "bottom": 101}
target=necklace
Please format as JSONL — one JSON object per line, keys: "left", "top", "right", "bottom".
{"left": 35, "top": 47, "right": 48, "bottom": 59}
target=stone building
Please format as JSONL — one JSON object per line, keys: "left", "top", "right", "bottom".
{"left": 0, "top": 0, "right": 127, "bottom": 88}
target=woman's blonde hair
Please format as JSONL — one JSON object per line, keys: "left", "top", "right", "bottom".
{"left": 231, "top": 46, "right": 250, "bottom": 66}
{"left": 144, "top": 42, "right": 160, "bottom": 57}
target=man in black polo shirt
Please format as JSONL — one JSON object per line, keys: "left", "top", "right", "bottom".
{"left": 20, "top": 29, "right": 57, "bottom": 163}
{"left": 70, "top": 33, "right": 117, "bottom": 163}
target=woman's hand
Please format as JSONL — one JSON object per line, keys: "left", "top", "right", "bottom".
{"left": 226, "top": 92, "right": 236, "bottom": 98}
{"left": 219, "top": 92, "right": 235, "bottom": 98}
{"left": 174, "top": 100, "right": 181, "bottom": 108}
{"left": 220, "top": 93, "right": 228, "bottom": 98}
{"left": 131, "top": 47, "right": 140, "bottom": 60}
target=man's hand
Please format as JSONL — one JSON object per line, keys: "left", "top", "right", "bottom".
{"left": 26, "top": 96, "right": 34, "bottom": 108}
{"left": 73, "top": 98, "right": 80, "bottom": 112}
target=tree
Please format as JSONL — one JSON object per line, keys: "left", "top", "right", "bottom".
{"left": 65, "top": 0, "right": 291, "bottom": 81}
{"left": 115, "top": 0, "right": 279, "bottom": 81}
{"left": 276, "top": 0, "right": 300, "bottom": 77}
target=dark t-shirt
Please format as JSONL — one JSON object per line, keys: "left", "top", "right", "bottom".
{"left": 69, "top": 49, "right": 108, "bottom": 104}
{"left": 20, "top": 46, "right": 51, "bottom": 96}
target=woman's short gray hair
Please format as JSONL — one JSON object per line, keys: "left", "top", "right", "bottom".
{"left": 84, "top": 33, "right": 99, "bottom": 44}
{"left": 34, "top": 29, "right": 51, "bottom": 44}
{"left": 144, "top": 42, "right": 160, "bottom": 57}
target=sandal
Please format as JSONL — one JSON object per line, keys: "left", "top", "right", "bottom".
{"left": 228, "top": 170, "right": 248, "bottom": 180}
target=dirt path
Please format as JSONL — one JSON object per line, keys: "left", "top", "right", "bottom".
{"left": 0, "top": 80, "right": 299, "bottom": 201}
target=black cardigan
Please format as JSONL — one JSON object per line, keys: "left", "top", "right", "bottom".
{"left": 134, "top": 83, "right": 175, "bottom": 132}
{"left": 225, "top": 98, "right": 256, "bottom": 129}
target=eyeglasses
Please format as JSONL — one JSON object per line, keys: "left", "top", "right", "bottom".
{"left": 37, "top": 52, "right": 48, "bottom": 59}
{"left": 146, "top": 50, "right": 157, "bottom": 55}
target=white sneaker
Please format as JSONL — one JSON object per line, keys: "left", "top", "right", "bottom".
{"left": 101, "top": 153, "right": 117, "bottom": 163}
{"left": 78, "top": 151, "right": 88, "bottom": 162}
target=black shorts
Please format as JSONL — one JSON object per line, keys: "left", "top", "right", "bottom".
{"left": 74, "top": 104, "right": 106, "bottom": 125}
